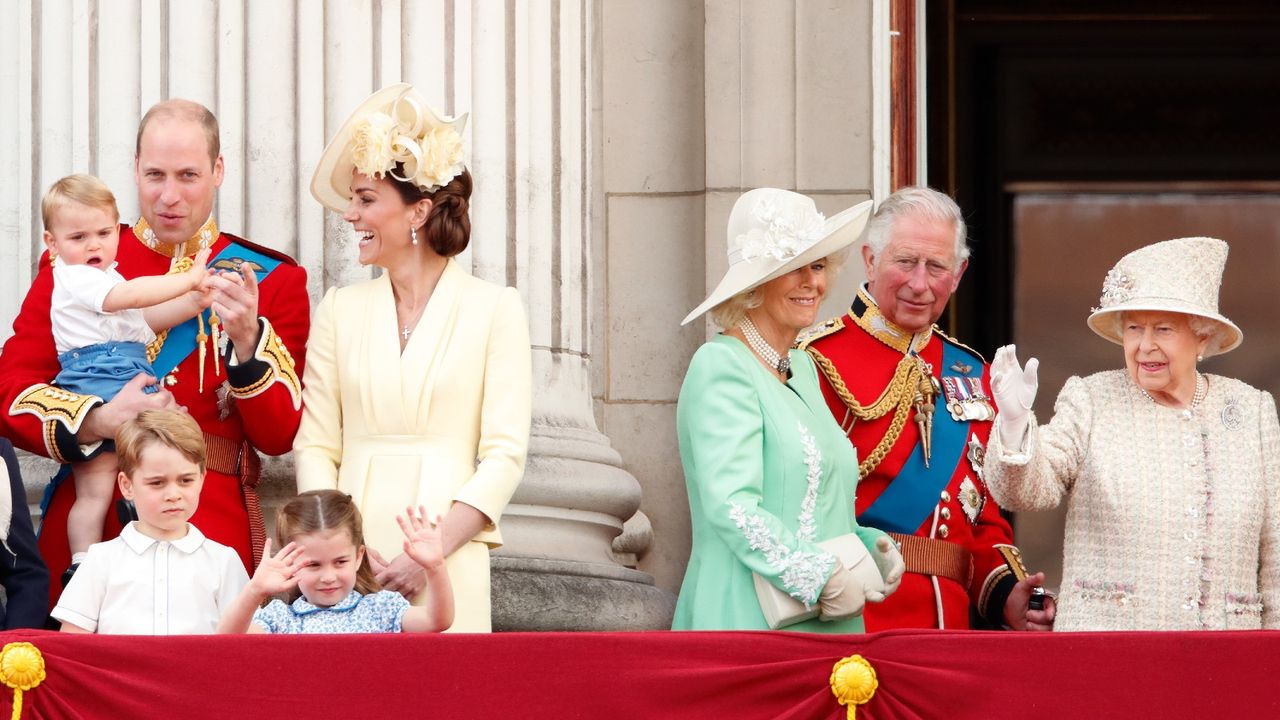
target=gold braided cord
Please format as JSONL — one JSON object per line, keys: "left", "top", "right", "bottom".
{"left": 855, "top": 390, "right": 914, "bottom": 480}
{"left": 809, "top": 350, "right": 918, "bottom": 420}
{"left": 146, "top": 330, "right": 167, "bottom": 364}
{"left": 809, "top": 349, "right": 923, "bottom": 479}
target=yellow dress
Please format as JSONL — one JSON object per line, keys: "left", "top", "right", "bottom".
{"left": 294, "top": 260, "right": 532, "bottom": 632}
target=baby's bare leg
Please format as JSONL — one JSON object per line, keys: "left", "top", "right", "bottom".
{"left": 68, "top": 451, "right": 121, "bottom": 554}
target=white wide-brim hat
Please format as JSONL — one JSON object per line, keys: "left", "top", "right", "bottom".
{"left": 1086, "top": 236, "right": 1242, "bottom": 357}
{"left": 310, "top": 83, "right": 469, "bottom": 213}
{"left": 682, "top": 189, "right": 873, "bottom": 325}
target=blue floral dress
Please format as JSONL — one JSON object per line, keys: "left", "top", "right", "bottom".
{"left": 252, "top": 590, "right": 410, "bottom": 633}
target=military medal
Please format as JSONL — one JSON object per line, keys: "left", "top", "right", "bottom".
{"left": 215, "top": 381, "right": 236, "bottom": 421}
{"left": 942, "top": 376, "right": 994, "bottom": 422}
{"left": 958, "top": 475, "right": 984, "bottom": 524}
{"left": 966, "top": 435, "right": 986, "bottom": 481}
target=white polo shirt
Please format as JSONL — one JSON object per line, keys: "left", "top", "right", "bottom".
{"left": 52, "top": 523, "right": 249, "bottom": 634}
{"left": 50, "top": 263, "right": 155, "bottom": 354}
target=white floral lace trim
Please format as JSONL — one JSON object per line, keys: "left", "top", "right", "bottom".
{"left": 796, "top": 423, "right": 822, "bottom": 543}
{"left": 728, "top": 503, "right": 834, "bottom": 607}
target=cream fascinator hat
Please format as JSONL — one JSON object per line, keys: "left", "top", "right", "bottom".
{"left": 310, "top": 83, "right": 469, "bottom": 213}
{"left": 682, "top": 189, "right": 873, "bottom": 325}
{"left": 1086, "top": 236, "right": 1242, "bottom": 357}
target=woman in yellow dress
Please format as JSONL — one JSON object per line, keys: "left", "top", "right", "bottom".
{"left": 295, "top": 84, "right": 532, "bottom": 632}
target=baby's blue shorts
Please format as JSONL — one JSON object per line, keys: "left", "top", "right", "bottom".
{"left": 54, "top": 341, "right": 160, "bottom": 401}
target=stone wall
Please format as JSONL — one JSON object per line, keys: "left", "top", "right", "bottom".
{"left": 597, "top": 0, "right": 878, "bottom": 594}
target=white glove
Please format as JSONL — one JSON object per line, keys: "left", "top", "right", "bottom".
{"left": 817, "top": 562, "right": 866, "bottom": 622}
{"left": 866, "top": 536, "right": 904, "bottom": 602}
{"left": 990, "top": 344, "right": 1039, "bottom": 451}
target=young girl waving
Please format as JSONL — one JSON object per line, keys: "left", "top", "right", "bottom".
{"left": 217, "top": 490, "right": 453, "bottom": 633}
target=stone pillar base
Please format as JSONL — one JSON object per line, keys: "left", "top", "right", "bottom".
{"left": 491, "top": 557, "right": 675, "bottom": 631}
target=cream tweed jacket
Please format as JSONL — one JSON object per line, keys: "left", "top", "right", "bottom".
{"left": 985, "top": 370, "right": 1280, "bottom": 631}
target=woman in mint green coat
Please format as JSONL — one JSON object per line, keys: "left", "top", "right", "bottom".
{"left": 673, "top": 189, "right": 904, "bottom": 632}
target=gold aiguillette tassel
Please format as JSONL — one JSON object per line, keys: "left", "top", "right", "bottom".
{"left": 912, "top": 362, "right": 935, "bottom": 468}
{"left": 196, "top": 312, "right": 208, "bottom": 393}
{"left": 209, "top": 311, "right": 222, "bottom": 377}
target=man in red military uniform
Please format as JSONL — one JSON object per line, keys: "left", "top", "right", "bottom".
{"left": 801, "top": 186, "right": 1054, "bottom": 631}
{"left": 0, "top": 99, "right": 308, "bottom": 606}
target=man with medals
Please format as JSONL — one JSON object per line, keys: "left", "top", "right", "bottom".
{"left": 800, "top": 187, "right": 1054, "bottom": 631}
{"left": 0, "top": 99, "right": 309, "bottom": 607}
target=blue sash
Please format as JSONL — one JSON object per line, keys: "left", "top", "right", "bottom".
{"left": 857, "top": 340, "right": 981, "bottom": 534}
{"left": 151, "top": 241, "right": 283, "bottom": 377}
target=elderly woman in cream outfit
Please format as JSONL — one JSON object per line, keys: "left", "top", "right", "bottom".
{"left": 985, "top": 237, "right": 1280, "bottom": 631}
{"left": 295, "top": 84, "right": 532, "bottom": 632}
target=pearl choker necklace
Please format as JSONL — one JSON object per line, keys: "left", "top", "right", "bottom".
{"left": 740, "top": 316, "right": 790, "bottom": 375}
{"left": 1138, "top": 371, "right": 1206, "bottom": 412}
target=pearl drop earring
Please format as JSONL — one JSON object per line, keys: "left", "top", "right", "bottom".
{"left": 411, "top": 227, "right": 418, "bottom": 246}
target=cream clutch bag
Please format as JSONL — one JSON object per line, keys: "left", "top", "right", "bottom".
{"left": 752, "top": 533, "right": 884, "bottom": 630}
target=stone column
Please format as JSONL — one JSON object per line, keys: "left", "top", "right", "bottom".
{"left": 462, "top": 1, "right": 673, "bottom": 631}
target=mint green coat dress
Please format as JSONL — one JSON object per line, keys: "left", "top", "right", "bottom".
{"left": 672, "top": 335, "right": 885, "bottom": 632}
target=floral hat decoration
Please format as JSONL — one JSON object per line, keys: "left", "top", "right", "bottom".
{"left": 311, "top": 83, "right": 469, "bottom": 213}
{"left": 1086, "top": 236, "right": 1242, "bottom": 356}
{"left": 682, "top": 189, "right": 873, "bottom": 325}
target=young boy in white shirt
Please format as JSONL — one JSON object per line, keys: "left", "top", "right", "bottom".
{"left": 52, "top": 408, "right": 248, "bottom": 634}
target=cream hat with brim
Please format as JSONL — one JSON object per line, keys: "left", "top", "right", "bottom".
{"left": 682, "top": 189, "right": 873, "bottom": 325}
{"left": 310, "top": 83, "right": 469, "bottom": 213}
{"left": 1086, "top": 236, "right": 1242, "bottom": 357}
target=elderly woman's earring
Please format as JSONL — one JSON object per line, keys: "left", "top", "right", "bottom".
{"left": 411, "top": 227, "right": 419, "bottom": 246}
{"left": 1197, "top": 354, "right": 1204, "bottom": 362}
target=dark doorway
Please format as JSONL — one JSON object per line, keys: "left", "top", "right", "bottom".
{"left": 927, "top": 1, "right": 1280, "bottom": 352}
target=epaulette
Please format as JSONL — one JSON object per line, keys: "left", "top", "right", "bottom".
{"left": 221, "top": 233, "right": 300, "bottom": 267}
{"left": 932, "top": 325, "right": 987, "bottom": 364}
{"left": 795, "top": 315, "right": 846, "bottom": 350}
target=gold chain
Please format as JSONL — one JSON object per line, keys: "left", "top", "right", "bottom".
{"left": 810, "top": 350, "right": 923, "bottom": 479}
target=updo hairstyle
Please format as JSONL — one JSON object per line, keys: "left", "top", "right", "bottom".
{"left": 391, "top": 168, "right": 473, "bottom": 257}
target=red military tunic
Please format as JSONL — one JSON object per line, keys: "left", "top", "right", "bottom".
{"left": 801, "top": 287, "right": 1025, "bottom": 630}
{"left": 0, "top": 220, "right": 308, "bottom": 608}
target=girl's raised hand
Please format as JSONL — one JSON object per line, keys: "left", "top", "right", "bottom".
{"left": 249, "top": 537, "right": 306, "bottom": 596}
{"left": 398, "top": 506, "right": 446, "bottom": 571}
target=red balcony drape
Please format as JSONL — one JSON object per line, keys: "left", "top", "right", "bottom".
{"left": 1, "top": 628, "right": 1276, "bottom": 719}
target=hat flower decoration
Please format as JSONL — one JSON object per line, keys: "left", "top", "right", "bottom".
{"left": 311, "top": 83, "right": 469, "bottom": 213}
{"left": 349, "top": 90, "right": 465, "bottom": 192}
{"left": 682, "top": 188, "right": 873, "bottom": 325}
{"left": 736, "top": 199, "right": 828, "bottom": 263}
{"left": 1095, "top": 265, "right": 1135, "bottom": 310}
